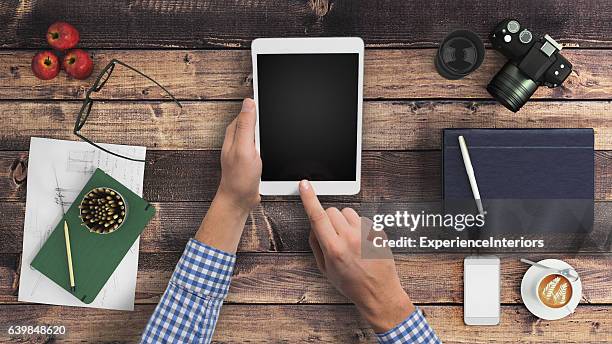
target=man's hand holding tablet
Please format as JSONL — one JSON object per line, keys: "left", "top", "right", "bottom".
{"left": 194, "top": 96, "right": 416, "bottom": 333}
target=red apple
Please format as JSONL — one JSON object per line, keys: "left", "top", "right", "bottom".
{"left": 63, "top": 49, "right": 94, "bottom": 80}
{"left": 47, "top": 21, "right": 80, "bottom": 51}
{"left": 31, "top": 51, "right": 60, "bottom": 80}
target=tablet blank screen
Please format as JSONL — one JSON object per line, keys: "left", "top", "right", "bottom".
{"left": 257, "top": 53, "right": 358, "bottom": 181}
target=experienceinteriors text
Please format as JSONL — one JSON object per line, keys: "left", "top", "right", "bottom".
{"left": 373, "top": 236, "right": 545, "bottom": 250}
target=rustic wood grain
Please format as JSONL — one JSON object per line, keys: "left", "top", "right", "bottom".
{"left": 1, "top": 1, "right": 611, "bottom": 48}
{"left": 1, "top": 252, "right": 610, "bottom": 305}
{"left": 0, "top": 151, "right": 612, "bottom": 202}
{"left": 0, "top": 304, "right": 608, "bottom": 343}
{"left": 2, "top": 150, "right": 611, "bottom": 203}
{"left": 1, "top": 0, "right": 610, "bottom": 341}
{"left": 1, "top": 201, "right": 611, "bottom": 253}
{"left": 1, "top": 101, "right": 611, "bottom": 151}
{"left": 1, "top": 50, "right": 611, "bottom": 100}
{"left": 0, "top": 150, "right": 441, "bottom": 203}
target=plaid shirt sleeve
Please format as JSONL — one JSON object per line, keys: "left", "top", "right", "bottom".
{"left": 375, "top": 308, "right": 442, "bottom": 344}
{"left": 141, "top": 238, "right": 236, "bottom": 344}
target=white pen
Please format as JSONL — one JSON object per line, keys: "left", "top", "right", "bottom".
{"left": 458, "top": 135, "right": 484, "bottom": 215}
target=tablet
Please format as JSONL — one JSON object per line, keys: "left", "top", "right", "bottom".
{"left": 252, "top": 37, "right": 364, "bottom": 195}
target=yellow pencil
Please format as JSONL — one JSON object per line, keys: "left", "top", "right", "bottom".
{"left": 63, "top": 220, "right": 76, "bottom": 291}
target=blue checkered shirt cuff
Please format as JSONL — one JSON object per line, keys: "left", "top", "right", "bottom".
{"left": 375, "top": 308, "right": 441, "bottom": 344}
{"left": 170, "top": 238, "right": 236, "bottom": 299}
{"left": 141, "top": 239, "right": 236, "bottom": 343}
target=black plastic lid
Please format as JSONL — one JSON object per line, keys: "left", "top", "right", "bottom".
{"left": 435, "top": 30, "right": 485, "bottom": 80}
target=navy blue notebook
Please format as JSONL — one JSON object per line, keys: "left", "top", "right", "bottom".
{"left": 443, "top": 128, "right": 594, "bottom": 233}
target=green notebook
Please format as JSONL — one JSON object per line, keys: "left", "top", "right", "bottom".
{"left": 31, "top": 168, "right": 155, "bottom": 304}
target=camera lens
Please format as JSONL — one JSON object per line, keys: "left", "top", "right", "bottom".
{"left": 435, "top": 30, "right": 484, "bottom": 79}
{"left": 487, "top": 62, "right": 538, "bottom": 112}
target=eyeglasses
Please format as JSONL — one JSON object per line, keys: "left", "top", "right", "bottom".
{"left": 74, "top": 59, "right": 182, "bottom": 162}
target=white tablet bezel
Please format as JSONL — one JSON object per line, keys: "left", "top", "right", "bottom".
{"left": 251, "top": 37, "right": 364, "bottom": 195}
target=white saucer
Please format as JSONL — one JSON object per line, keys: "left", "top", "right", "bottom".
{"left": 520, "top": 259, "right": 582, "bottom": 320}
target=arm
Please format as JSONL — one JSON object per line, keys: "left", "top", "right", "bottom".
{"left": 298, "top": 180, "right": 441, "bottom": 343}
{"left": 141, "top": 99, "right": 261, "bottom": 344}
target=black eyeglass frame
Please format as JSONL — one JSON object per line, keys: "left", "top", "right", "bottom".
{"left": 73, "top": 59, "right": 182, "bottom": 162}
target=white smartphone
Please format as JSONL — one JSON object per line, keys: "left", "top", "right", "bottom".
{"left": 464, "top": 256, "right": 500, "bottom": 325}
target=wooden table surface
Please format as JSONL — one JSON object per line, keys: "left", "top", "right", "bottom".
{"left": 0, "top": 1, "right": 611, "bottom": 343}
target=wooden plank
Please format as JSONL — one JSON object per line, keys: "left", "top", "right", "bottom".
{"left": 0, "top": 255, "right": 17, "bottom": 304}
{"left": 0, "top": 101, "right": 611, "bottom": 151}
{"left": 0, "top": 304, "right": 608, "bottom": 343}
{"left": 230, "top": 254, "right": 611, "bottom": 305}
{"left": 1, "top": 1, "right": 611, "bottom": 48}
{"left": 1, "top": 50, "right": 611, "bottom": 100}
{"left": 2, "top": 150, "right": 612, "bottom": 203}
{"left": 3, "top": 252, "right": 611, "bottom": 305}
{"left": 214, "top": 305, "right": 612, "bottom": 344}
{"left": 0, "top": 150, "right": 440, "bottom": 203}
{"left": 2, "top": 201, "right": 611, "bottom": 254}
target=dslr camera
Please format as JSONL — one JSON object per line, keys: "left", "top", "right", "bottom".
{"left": 487, "top": 19, "right": 572, "bottom": 112}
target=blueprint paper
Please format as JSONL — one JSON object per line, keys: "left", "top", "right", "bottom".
{"left": 18, "top": 137, "right": 146, "bottom": 310}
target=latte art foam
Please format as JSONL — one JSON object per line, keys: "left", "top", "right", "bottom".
{"left": 537, "top": 274, "right": 572, "bottom": 308}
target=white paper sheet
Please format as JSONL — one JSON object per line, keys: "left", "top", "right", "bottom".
{"left": 18, "top": 137, "right": 146, "bottom": 311}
